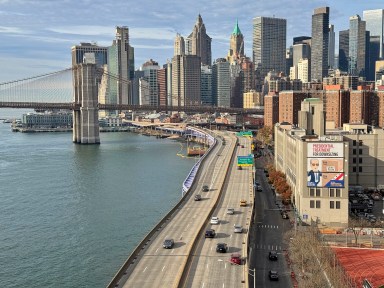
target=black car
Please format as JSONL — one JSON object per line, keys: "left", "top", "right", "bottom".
{"left": 194, "top": 194, "right": 202, "bottom": 201}
{"left": 269, "top": 270, "right": 279, "bottom": 280}
{"left": 282, "top": 212, "right": 289, "bottom": 219}
{"left": 205, "top": 229, "right": 216, "bottom": 238}
{"left": 216, "top": 243, "right": 228, "bottom": 253}
{"left": 268, "top": 251, "right": 278, "bottom": 261}
{"left": 202, "top": 185, "right": 209, "bottom": 192}
{"left": 163, "top": 239, "right": 174, "bottom": 249}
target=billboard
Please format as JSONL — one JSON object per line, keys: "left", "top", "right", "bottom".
{"left": 307, "top": 143, "right": 345, "bottom": 188}
{"left": 236, "top": 131, "right": 253, "bottom": 137}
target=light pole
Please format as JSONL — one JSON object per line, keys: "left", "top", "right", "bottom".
{"left": 217, "top": 259, "right": 256, "bottom": 288}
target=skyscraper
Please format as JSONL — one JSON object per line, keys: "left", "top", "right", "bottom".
{"left": 212, "top": 58, "right": 231, "bottom": 107}
{"left": 108, "top": 26, "right": 131, "bottom": 106}
{"left": 328, "top": 24, "right": 335, "bottom": 69}
{"left": 339, "top": 30, "right": 349, "bottom": 72}
{"left": 228, "top": 20, "right": 244, "bottom": 64}
{"left": 252, "top": 16, "right": 286, "bottom": 79}
{"left": 171, "top": 55, "right": 201, "bottom": 108}
{"left": 174, "top": 33, "right": 185, "bottom": 56}
{"left": 311, "top": 7, "right": 330, "bottom": 81}
{"left": 71, "top": 42, "right": 108, "bottom": 67}
{"left": 201, "top": 65, "right": 213, "bottom": 105}
{"left": 363, "top": 9, "right": 384, "bottom": 58}
{"left": 186, "top": 14, "right": 212, "bottom": 66}
{"left": 140, "top": 59, "right": 160, "bottom": 106}
{"left": 349, "top": 15, "right": 366, "bottom": 77}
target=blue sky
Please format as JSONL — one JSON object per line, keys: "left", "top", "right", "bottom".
{"left": 0, "top": 0, "right": 383, "bottom": 82}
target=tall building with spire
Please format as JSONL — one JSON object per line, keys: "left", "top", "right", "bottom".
{"left": 174, "top": 33, "right": 185, "bottom": 56}
{"left": 228, "top": 20, "right": 244, "bottom": 64}
{"left": 186, "top": 14, "right": 212, "bottom": 66}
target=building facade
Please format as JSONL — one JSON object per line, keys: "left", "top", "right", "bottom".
{"left": 278, "top": 91, "right": 308, "bottom": 124}
{"left": 264, "top": 93, "right": 279, "bottom": 128}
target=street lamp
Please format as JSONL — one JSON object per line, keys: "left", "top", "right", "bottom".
{"left": 217, "top": 259, "right": 256, "bottom": 288}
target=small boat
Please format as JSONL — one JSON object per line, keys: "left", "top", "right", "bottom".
{"left": 187, "top": 145, "right": 206, "bottom": 156}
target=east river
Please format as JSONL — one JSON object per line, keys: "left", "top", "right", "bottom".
{"left": 0, "top": 111, "right": 194, "bottom": 288}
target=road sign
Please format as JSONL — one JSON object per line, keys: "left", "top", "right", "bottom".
{"left": 237, "top": 156, "right": 254, "bottom": 166}
{"left": 236, "top": 131, "right": 253, "bottom": 137}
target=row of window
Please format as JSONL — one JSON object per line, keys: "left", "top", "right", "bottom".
{"left": 309, "top": 188, "right": 342, "bottom": 197}
{"left": 309, "top": 200, "right": 341, "bottom": 209}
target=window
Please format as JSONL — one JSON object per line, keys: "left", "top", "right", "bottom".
{"left": 316, "top": 200, "right": 321, "bottom": 208}
{"left": 359, "top": 158, "right": 362, "bottom": 164}
{"left": 316, "top": 189, "right": 321, "bottom": 197}
{"left": 359, "top": 167, "right": 362, "bottom": 172}
{"left": 353, "top": 167, "right": 356, "bottom": 172}
{"left": 336, "top": 189, "right": 341, "bottom": 197}
{"left": 353, "top": 158, "right": 356, "bottom": 164}
{"left": 310, "top": 188, "right": 314, "bottom": 197}
{"left": 353, "top": 149, "right": 356, "bottom": 155}
{"left": 330, "top": 189, "right": 334, "bottom": 197}
{"left": 310, "top": 200, "right": 315, "bottom": 208}
{"left": 330, "top": 201, "right": 334, "bottom": 209}
{"left": 352, "top": 140, "right": 356, "bottom": 146}
{"left": 336, "top": 201, "right": 340, "bottom": 209}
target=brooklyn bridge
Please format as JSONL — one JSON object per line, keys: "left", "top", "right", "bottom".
{"left": 0, "top": 63, "right": 263, "bottom": 143}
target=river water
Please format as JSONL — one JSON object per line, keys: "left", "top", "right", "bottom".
{"left": 0, "top": 111, "right": 194, "bottom": 288}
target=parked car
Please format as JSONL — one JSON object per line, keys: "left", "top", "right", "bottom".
{"left": 216, "top": 243, "right": 228, "bottom": 253}
{"left": 282, "top": 212, "right": 289, "bottom": 219}
{"left": 230, "top": 253, "right": 242, "bottom": 265}
{"left": 269, "top": 270, "right": 279, "bottom": 280}
{"left": 268, "top": 251, "right": 278, "bottom": 261}
{"left": 205, "top": 229, "right": 216, "bottom": 238}
{"left": 227, "top": 208, "right": 235, "bottom": 215}
{"left": 194, "top": 194, "right": 202, "bottom": 201}
{"left": 237, "top": 166, "right": 242, "bottom": 170}
{"left": 234, "top": 224, "right": 243, "bottom": 233}
{"left": 210, "top": 216, "right": 220, "bottom": 225}
{"left": 163, "top": 239, "right": 174, "bottom": 249}
{"left": 202, "top": 185, "right": 209, "bottom": 192}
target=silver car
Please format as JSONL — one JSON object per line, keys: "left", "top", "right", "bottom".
{"left": 234, "top": 224, "right": 243, "bottom": 233}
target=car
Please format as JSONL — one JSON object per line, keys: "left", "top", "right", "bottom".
{"left": 194, "top": 194, "right": 202, "bottom": 201}
{"left": 205, "top": 229, "right": 216, "bottom": 238}
{"left": 202, "top": 185, "right": 209, "bottom": 192}
{"left": 269, "top": 270, "right": 279, "bottom": 280}
{"left": 216, "top": 243, "right": 228, "bottom": 253}
{"left": 227, "top": 208, "right": 235, "bottom": 215}
{"left": 256, "top": 185, "right": 262, "bottom": 192}
{"left": 282, "top": 212, "right": 289, "bottom": 219}
{"left": 240, "top": 199, "right": 247, "bottom": 207}
{"left": 234, "top": 224, "right": 243, "bottom": 233}
{"left": 255, "top": 181, "right": 260, "bottom": 186}
{"left": 241, "top": 145, "right": 244, "bottom": 148}
{"left": 237, "top": 165, "right": 242, "bottom": 170}
{"left": 210, "top": 216, "right": 220, "bottom": 224}
{"left": 230, "top": 253, "right": 242, "bottom": 265}
{"left": 268, "top": 251, "right": 278, "bottom": 261}
{"left": 163, "top": 239, "right": 174, "bottom": 249}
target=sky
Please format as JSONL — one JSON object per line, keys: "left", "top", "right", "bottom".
{"left": 0, "top": 0, "right": 383, "bottom": 83}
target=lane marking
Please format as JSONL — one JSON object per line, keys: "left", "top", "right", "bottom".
{"left": 143, "top": 267, "right": 147, "bottom": 273}
{"left": 162, "top": 266, "right": 165, "bottom": 272}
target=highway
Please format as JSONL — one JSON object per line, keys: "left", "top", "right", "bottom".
{"left": 181, "top": 135, "right": 254, "bottom": 288}
{"left": 116, "top": 130, "right": 237, "bottom": 288}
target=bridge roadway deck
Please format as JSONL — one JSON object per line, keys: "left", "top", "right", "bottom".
{"left": 116, "top": 131, "right": 239, "bottom": 288}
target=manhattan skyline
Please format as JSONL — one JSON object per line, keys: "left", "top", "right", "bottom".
{"left": 0, "top": 0, "right": 383, "bottom": 82}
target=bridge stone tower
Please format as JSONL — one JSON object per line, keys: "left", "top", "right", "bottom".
{"left": 72, "top": 58, "right": 100, "bottom": 144}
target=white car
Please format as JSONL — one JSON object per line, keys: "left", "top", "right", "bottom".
{"left": 227, "top": 208, "right": 235, "bottom": 215}
{"left": 210, "top": 216, "right": 220, "bottom": 225}
{"left": 234, "top": 224, "right": 243, "bottom": 233}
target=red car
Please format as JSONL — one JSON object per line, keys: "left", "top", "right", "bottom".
{"left": 230, "top": 253, "right": 241, "bottom": 265}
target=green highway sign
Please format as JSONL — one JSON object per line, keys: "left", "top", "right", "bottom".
{"left": 237, "top": 156, "right": 254, "bottom": 166}
{"left": 236, "top": 131, "right": 253, "bottom": 137}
